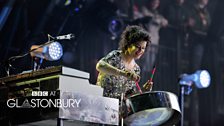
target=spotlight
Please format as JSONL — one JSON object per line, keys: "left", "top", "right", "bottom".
{"left": 108, "top": 18, "right": 124, "bottom": 38}
{"left": 179, "top": 70, "right": 211, "bottom": 88}
{"left": 64, "top": 0, "right": 72, "bottom": 6}
{"left": 30, "top": 42, "right": 63, "bottom": 61}
{"left": 94, "top": 0, "right": 124, "bottom": 39}
{"left": 178, "top": 70, "right": 211, "bottom": 126}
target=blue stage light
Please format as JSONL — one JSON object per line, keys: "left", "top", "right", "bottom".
{"left": 108, "top": 18, "right": 124, "bottom": 39}
{"left": 179, "top": 70, "right": 211, "bottom": 88}
{"left": 30, "top": 42, "right": 63, "bottom": 61}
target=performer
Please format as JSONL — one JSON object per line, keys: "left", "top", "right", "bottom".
{"left": 96, "top": 25, "right": 153, "bottom": 100}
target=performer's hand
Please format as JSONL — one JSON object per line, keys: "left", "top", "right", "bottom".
{"left": 125, "top": 71, "right": 140, "bottom": 81}
{"left": 143, "top": 81, "right": 153, "bottom": 91}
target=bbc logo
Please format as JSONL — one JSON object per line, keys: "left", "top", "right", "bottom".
{"left": 32, "top": 91, "right": 48, "bottom": 96}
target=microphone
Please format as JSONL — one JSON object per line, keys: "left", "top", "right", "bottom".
{"left": 54, "top": 34, "right": 75, "bottom": 40}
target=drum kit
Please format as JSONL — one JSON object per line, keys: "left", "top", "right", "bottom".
{"left": 123, "top": 91, "right": 181, "bottom": 126}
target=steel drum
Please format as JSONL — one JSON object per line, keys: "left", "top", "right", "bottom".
{"left": 124, "top": 91, "right": 181, "bottom": 126}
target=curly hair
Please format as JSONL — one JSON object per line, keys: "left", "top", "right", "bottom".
{"left": 118, "top": 25, "right": 151, "bottom": 52}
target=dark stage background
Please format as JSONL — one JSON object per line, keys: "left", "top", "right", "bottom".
{"left": 1, "top": 0, "right": 224, "bottom": 125}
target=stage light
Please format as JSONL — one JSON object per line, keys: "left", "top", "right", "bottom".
{"left": 178, "top": 70, "right": 211, "bottom": 126}
{"left": 30, "top": 42, "right": 63, "bottom": 61}
{"left": 108, "top": 18, "right": 124, "bottom": 39}
{"left": 64, "top": 0, "right": 72, "bottom": 6}
{"left": 179, "top": 70, "right": 211, "bottom": 88}
{"left": 94, "top": 1, "right": 124, "bottom": 39}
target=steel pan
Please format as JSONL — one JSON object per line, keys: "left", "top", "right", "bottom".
{"left": 124, "top": 91, "right": 181, "bottom": 126}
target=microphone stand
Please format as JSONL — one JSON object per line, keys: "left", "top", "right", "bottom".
{"left": 178, "top": 81, "right": 193, "bottom": 126}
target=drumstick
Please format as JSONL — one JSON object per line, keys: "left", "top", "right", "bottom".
{"left": 143, "top": 65, "right": 156, "bottom": 91}
{"left": 135, "top": 81, "right": 142, "bottom": 94}
{"left": 149, "top": 65, "right": 156, "bottom": 91}
{"left": 149, "top": 65, "right": 156, "bottom": 82}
